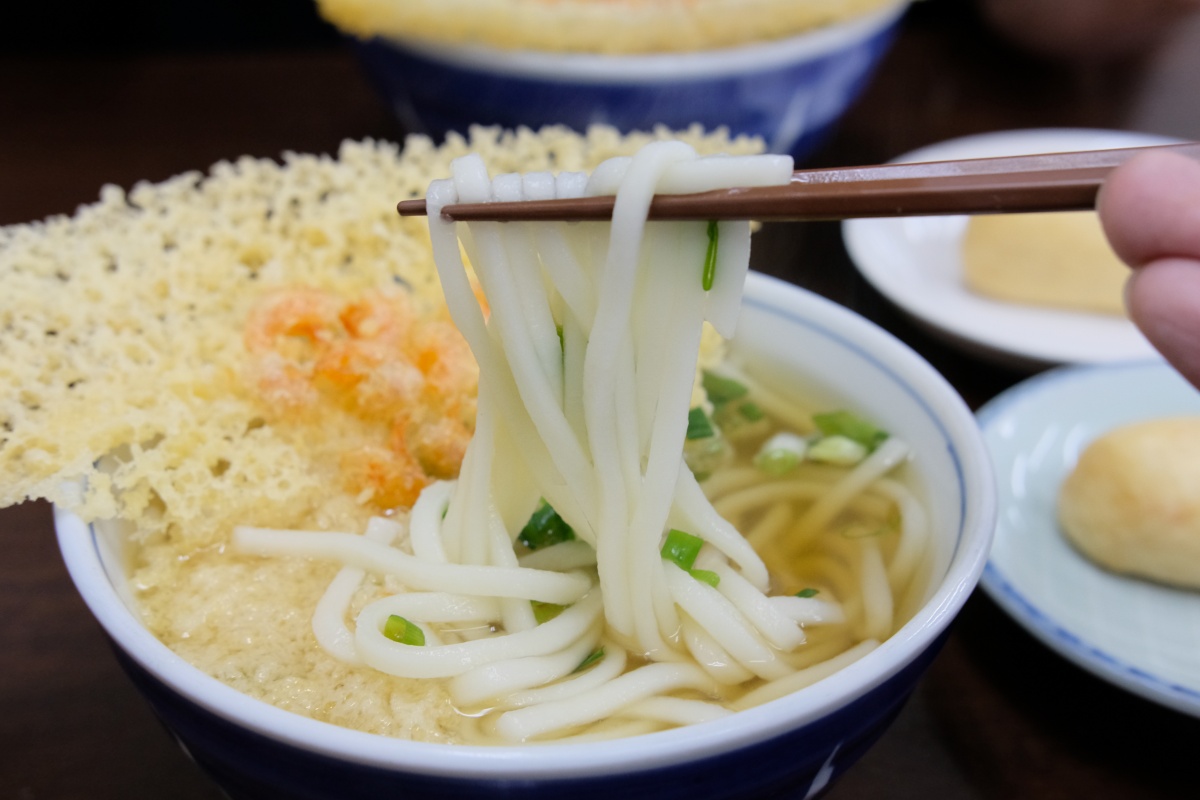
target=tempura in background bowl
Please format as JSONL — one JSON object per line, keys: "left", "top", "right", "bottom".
{"left": 319, "top": 0, "right": 910, "bottom": 156}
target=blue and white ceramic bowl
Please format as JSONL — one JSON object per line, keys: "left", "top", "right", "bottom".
{"left": 352, "top": 3, "right": 908, "bottom": 157}
{"left": 56, "top": 272, "right": 994, "bottom": 800}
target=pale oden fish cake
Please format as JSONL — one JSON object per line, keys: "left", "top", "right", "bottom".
{"left": 961, "top": 211, "right": 1129, "bottom": 316}
{"left": 1058, "top": 417, "right": 1200, "bottom": 589}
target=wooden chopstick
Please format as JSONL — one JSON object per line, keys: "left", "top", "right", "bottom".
{"left": 396, "top": 142, "right": 1200, "bottom": 222}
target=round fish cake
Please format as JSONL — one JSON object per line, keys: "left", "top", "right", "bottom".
{"left": 1058, "top": 417, "right": 1200, "bottom": 588}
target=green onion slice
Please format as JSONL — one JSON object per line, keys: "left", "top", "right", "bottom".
{"left": 518, "top": 500, "right": 576, "bottom": 551}
{"left": 737, "top": 401, "right": 764, "bottom": 422}
{"left": 686, "top": 407, "right": 715, "bottom": 440}
{"left": 795, "top": 587, "right": 820, "bottom": 598}
{"left": 661, "top": 528, "right": 704, "bottom": 571}
{"left": 689, "top": 568, "right": 720, "bottom": 587}
{"left": 702, "top": 220, "right": 719, "bottom": 291}
{"left": 812, "top": 409, "right": 889, "bottom": 451}
{"left": 575, "top": 647, "right": 605, "bottom": 673}
{"left": 531, "top": 601, "right": 565, "bottom": 624}
{"left": 701, "top": 370, "right": 748, "bottom": 405}
{"left": 807, "top": 434, "right": 868, "bottom": 466}
{"left": 753, "top": 431, "right": 808, "bottom": 476}
{"left": 383, "top": 614, "right": 425, "bottom": 646}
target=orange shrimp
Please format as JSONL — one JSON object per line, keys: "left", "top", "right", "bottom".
{"left": 243, "top": 289, "right": 347, "bottom": 411}
{"left": 339, "top": 290, "right": 411, "bottom": 342}
{"left": 410, "top": 319, "right": 477, "bottom": 404}
{"left": 243, "top": 288, "right": 344, "bottom": 358}
{"left": 242, "top": 284, "right": 481, "bottom": 512}
{"left": 312, "top": 289, "right": 412, "bottom": 403}
{"left": 339, "top": 443, "right": 428, "bottom": 509}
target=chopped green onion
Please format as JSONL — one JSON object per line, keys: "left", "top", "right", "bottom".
{"left": 812, "top": 410, "right": 889, "bottom": 451}
{"left": 737, "top": 401, "right": 764, "bottom": 422}
{"left": 686, "top": 407, "right": 715, "bottom": 440}
{"left": 754, "top": 432, "right": 808, "bottom": 476}
{"left": 531, "top": 601, "right": 565, "bottom": 624}
{"left": 689, "top": 568, "right": 720, "bottom": 587}
{"left": 755, "top": 450, "right": 801, "bottom": 477}
{"left": 574, "top": 647, "right": 605, "bottom": 673}
{"left": 702, "top": 220, "right": 719, "bottom": 291}
{"left": 701, "top": 370, "right": 748, "bottom": 405}
{"left": 795, "top": 587, "right": 820, "bottom": 598}
{"left": 684, "top": 434, "right": 729, "bottom": 479}
{"left": 661, "top": 528, "right": 704, "bottom": 571}
{"left": 807, "top": 434, "right": 868, "bottom": 466}
{"left": 518, "top": 500, "right": 576, "bottom": 551}
{"left": 712, "top": 399, "right": 768, "bottom": 443}
{"left": 383, "top": 615, "right": 425, "bottom": 646}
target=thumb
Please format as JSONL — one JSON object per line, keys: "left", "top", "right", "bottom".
{"left": 1097, "top": 150, "right": 1200, "bottom": 268}
{"left": 1098, "top": 151, "right": 1200, "bottom": 389}
{"left": 1125, "top": 258, "right": 1200, "bottom": 389}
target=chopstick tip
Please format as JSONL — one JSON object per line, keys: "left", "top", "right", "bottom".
{"left": 396, "top": 198, "right": 429, "bottom": 217}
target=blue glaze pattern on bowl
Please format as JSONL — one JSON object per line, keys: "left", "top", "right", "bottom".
{"left": 56, "top": 271, "right": 994, "bottom": 800}
{"left": 351, "top": 4, "right": 906, "bottom": 157}
{"left": 107, "top": 628, "right": 945, "bottom": 800}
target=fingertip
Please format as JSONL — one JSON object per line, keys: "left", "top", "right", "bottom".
{"left": 1097, "top": 150, "right": 1200, "bottom": 269}
{"left": 1125, "top": 257, "right": 1200, "bottom": 390}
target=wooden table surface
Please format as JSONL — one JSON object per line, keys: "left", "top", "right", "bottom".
{"left": 3, "top": 3, "right": 1199, "bottom": 798}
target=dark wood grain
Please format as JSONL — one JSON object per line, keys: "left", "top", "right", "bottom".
{"left": 3, "top": 4, "right": 1200, "bottom": 798}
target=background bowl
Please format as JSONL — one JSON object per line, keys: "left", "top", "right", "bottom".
{"left": 351, "top": 3, "right": 908, "bottom": 157}
{"left": 56, "top": 270, "right": 994, "bottom": 800}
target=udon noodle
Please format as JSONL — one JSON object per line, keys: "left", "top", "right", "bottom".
{"left": 234, "top": 142, "right": 931, "bottom": 743}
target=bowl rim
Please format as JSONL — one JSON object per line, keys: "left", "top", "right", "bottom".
{"left": 56, "top": 270, "right": 994, "bottom": 780}
{"left": 365, "top": 2, "right": 908, "bottom": 83}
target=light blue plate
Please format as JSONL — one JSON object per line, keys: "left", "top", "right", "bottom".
{"left": 977, "top": 361, "right": 1200, "bottom": 717}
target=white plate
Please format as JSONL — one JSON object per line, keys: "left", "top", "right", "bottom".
{"left": 842, "top": 128, "right": 1176, "bottom": 369}
{"left": 976, "top": 360, "right": 1200, "bottom": 717}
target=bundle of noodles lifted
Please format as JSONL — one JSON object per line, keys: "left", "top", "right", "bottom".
{"left": 234, "top": 142, "right": 929, "bottom": 743}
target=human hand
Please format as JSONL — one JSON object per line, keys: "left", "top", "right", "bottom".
{"left": 1097, "top": 150, "right": 1200, "bottom": 388}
